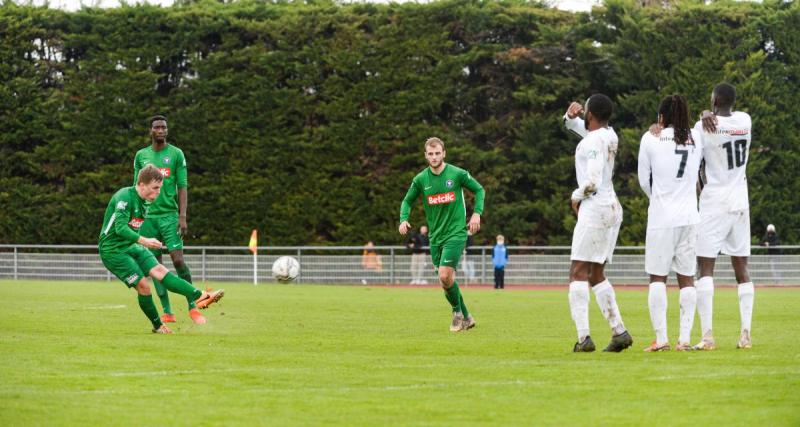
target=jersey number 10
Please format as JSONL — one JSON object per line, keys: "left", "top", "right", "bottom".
{"left": 722, "top": 139, "right": 747, "bottom": 170}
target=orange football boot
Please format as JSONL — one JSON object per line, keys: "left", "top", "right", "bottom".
{"left": 188, "top": 308, "right": 207, "bottom": 325}
{"left": 196, "top": 289, "right": 225, "bottom": 309}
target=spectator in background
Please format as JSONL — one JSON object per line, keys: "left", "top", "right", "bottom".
{"left": 361, "top": 241, "right": 383, "bottom": 284}
{"left": 761, "top": 224, "right": 781, "bottom": 284}
{"left": 493, "top": 235, "right": 509, "bottom": 289}
{"left": 461, "top": 231, "right": 476, "bottom": 283}
{"left": 408, "top": 226, "right": 429, "bottom": 285}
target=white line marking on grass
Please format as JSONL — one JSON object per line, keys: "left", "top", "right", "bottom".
{"left": 653, "top": 370, "right": 800, "bottom": 381}
{"left": 51, "top": 368, "right": 256, "bottom": 379}
{"left": 238, "top": 379, "right": 548, "bottom": 394}
{"left": 83, "top": 305, "right": 127, "bottom": 310}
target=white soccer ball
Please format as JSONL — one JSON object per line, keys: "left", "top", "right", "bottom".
{"left": 272, "top": 256, "right": 300, "bottom": 282}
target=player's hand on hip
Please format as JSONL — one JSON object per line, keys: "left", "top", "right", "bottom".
{"left": 138, "top": 236, "right": 163, "bottom": 250}
{"left": 571, "top": 199, "right": 581, "bottom": 216}
{"left": 566, "top": 102, "right": 584, "bottom": 119}
{"left": 399, "top": 221, "right": 411, "bottom": 235}
{"left": 701, "top": 110, "right": 718, "bottom": 132}
{"left": 178, "top": 216, "right": 188, "bottom": 237}
{"left": 468, "top": 213, "right": 481, "bottom": 234}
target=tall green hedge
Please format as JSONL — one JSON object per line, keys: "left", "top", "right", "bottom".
{"left": 1, "top": 0, "right": 797, "bottom": 246}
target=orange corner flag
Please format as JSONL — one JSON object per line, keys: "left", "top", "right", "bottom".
{"left": 248, "top": 229, "right": 258, "bottom": 254}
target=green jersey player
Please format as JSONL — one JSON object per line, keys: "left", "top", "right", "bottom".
{"left": 98, "top": 165, "right": 223, "bottom": 334}
{"left": 399, "top": 137, "right": 485, "bottom": 332}
{"left": 134, "top": 115, "right": 198, "bottom": 324}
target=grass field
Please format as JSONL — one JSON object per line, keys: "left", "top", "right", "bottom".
{"left": 1, "top": 280, "right": 798, "bottom": 426}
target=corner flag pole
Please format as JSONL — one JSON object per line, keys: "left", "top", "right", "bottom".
{"left": 249, "top": 229, "right": 258, "bottom": 285}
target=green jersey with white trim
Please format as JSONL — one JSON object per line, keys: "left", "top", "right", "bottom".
{"left": 99, "top": 187, "right": 146, "bottom": 254}
{"left": 133, "top": 144, "right": 187, "bottom": 217}
{"left": 400, "top": 163, "right": 485, "bottom": 246}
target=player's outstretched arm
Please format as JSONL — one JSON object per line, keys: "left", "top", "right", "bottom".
{"left": 696, "top": 160, "right": 706, "bottom": 195}
{"left": 462, "top": 171, "right": 485, "bottom": 234}
{"left": 399, "top": 181, "right": 420, "bottom": 235}
{"left": 468, "top": 213, "right": 481, "bottom": 234}
{"left": 138, "top": 236, "right": 163, "bottom": 250}
{"left": 637, "top": 134, "right": 652, "bottom": 197}
{"left": 700, "top": 110, "right": 717, "bottom": 133}
{"left": 563, "top": 102, "right": 588, "bottom": 139}
{"left": 462, "top": 172, "right": 485, "bottom": 213}
{"left": 132, "top": 154, "right": 141, "bottom": 186}
{"left": 648, "top": 123, "right": 662, "bottom": 137}
{"left": 177, "top": 151, "right": 189, "bottom": 236}
{"left": 112, "top": 204, "right": 142, "bottom": 244}
{"left": 571, "top": 137, "right": 603, "bottom": 202}
{"left": 178, "top": 188, "right": 188, "bottom": 237}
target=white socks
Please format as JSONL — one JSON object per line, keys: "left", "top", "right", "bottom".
{"left": 696, "top": 276, "right": 714, "bottom": 336}
{"left": 679, "top": 286, "right": 697, "bottom": 345}
{"left": 592, "top": 280, "right": 626, "bottom": 336}
{"left": 569, "top": 281, "right": 590, "bottom": 341}
{"left": 648, "top": 282, "right": 668, "bottom": 345}
{"left": 738, "top": 282, "right": 755, "bottom": 332}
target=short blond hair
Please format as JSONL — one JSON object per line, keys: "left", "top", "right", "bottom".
{"left": 424, "top": 137, "right": 445, "bottom": 150}
{"left": 137, "top": 164, "right": 164, "bottom": 185}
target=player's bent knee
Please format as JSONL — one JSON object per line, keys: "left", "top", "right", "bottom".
{"left": 134, "top": 279, "right": 151, "bottom": 295}
{"left": 149, "top": 264, "right": 169, "bottom": 281}
{"left": 588, "top": 265, "right": 606, "bottom": 285}
{"left": 171, "top": 252, "right": 185, "bottom": 267}
{"left": 569, "top": 261, "right": 589, "bottom": 282}
{"left": 438, "top": 269, "right": 454, "bottom": 287}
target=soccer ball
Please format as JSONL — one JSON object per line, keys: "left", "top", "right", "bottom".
{"left": 272, "top": 256, "right": 300, "bottom": 282}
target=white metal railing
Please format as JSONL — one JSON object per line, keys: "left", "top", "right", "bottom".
{"left": 0, "top": 244, "right": 797, "bottom": 285}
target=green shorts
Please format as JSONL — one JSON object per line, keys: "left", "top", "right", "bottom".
{"left": 430, "top": 239, "right": 465, "bottom": 270}
{"left": 139, "top": 214, "right": 183, "bottom": 254}
{"left": 100, "top": 244, "right": 160, "bottom": 288}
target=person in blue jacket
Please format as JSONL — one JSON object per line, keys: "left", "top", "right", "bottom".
{"left": 493, "top": 235, "right": 509, "bottom": 289}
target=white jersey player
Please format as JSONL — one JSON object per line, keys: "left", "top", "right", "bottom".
{"left": 562, "top": 94, "right": 632, "bottom": 353}
{"left": 637, "top": 95, "right": 703, "bottom": 352}
{"left": 693, "top": 83, "right": 755, "bottom": 350}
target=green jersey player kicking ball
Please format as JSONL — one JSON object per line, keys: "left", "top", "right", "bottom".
{"left": 99, "top": 165, "right": 224, "bottom": 334}
{"left": 399, "top": 137, "right": 486, "bottom": 332}
{"left": 134, "top": 115, "right": 214, "bottom": 325}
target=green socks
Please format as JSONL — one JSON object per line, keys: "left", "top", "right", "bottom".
{"left": 175, "top": 265, "right": 197, "bottom": 309}
{"left": 153, "top": 278, "right": 172, "bottom": 314}
{"left": 458, "top": 291, "right": 470, "bottom": 318}
{"left": 444, "top": 281, "right": 469, "bottom": 317}
{"left": 161, "top": 272, "right": 202, "bottom": 302}
{"left": 176, "top": 264, "right": 193, "bottom": 283}
{"left": 138, "top": 294, "right": 162, "bottom": 329}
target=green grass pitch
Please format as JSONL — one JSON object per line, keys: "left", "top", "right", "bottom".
{"left": 1, "top": 280, "right": 798, "bottom": 426}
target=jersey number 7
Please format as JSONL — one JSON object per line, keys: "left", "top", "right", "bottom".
{"left": 674, "top": 147, "right": 688, "bottom": 178}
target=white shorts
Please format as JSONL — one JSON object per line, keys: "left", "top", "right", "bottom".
{"left": 645, "top": 225, "right": 697, "bottom": 277}
{"left": 696, "top": 209, "right": 751, "bottom": 258}
{"left": 570, "top": 200, "right": 623, "bottom": 264}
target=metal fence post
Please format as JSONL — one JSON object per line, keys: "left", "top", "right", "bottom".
{"left": 390, "top": 248, "right": 395, "bottom": 285}
{"left": 481, "top": 247, "right": 486, "bottom": 285}
{"left": 201, "top": 248, "right": 207, "bottom": 283}
{"left": 13, "top": 246, "right": 18, "bottom": 280}
{"left": 297, "top": 248, "right": 302, "bottom": 284}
